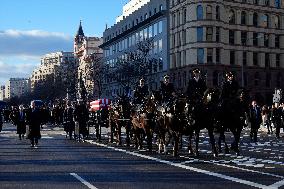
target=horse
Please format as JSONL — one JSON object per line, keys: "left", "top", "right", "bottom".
{"left": 186, "top": 88, "right": 219, "bottom": 157}
{"left": 109, "top": 95, "right": 132, "bottom": 146}
{"left": 131, "top": 96, "right": 156, "bottom": 151}
{"left": 217, "top": 88, "right": 250, "bottom": 155}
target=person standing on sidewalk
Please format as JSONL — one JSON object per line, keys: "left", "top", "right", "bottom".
{"left": 249, "top": 100, "right": 262, "bottom": 143}
{"left": 26, "top": 101, "right": 43, "bottom": 148}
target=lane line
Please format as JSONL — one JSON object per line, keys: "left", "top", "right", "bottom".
{"left": 70, "top": 173, "right": 98, "bottom": 189}
{"left": 87, "top": 140, "right": 275, "bottom": 189}
{"left": 269, "top": 179, "right": 284, "bottom": 188}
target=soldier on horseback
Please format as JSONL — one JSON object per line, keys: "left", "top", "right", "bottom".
{"left": 186, "top": 68, "right": 207, "bottom": 105}
{"left": 160, "top": 74, "right": 176, "bottom": 104}
{"left": 133, "top": 78, "right": 149, "bottom": 105}
{"left": 221, "top": 72, "right": 240, "bottom": 100}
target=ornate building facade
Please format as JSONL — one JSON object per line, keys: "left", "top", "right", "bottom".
{"left": 170, "top": 0, "right": 284, "bottom": 103}
{"left": 74, "top": 21, "right": 103, "bottom": 99}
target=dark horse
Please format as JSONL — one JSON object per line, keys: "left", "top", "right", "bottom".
{"left": 131, "top": 96, "right": 156, "bottom": 151}
{"left": 186, "top": 88, "right": 219, "bottom": 157}
{"left": 109, "top": 95, "right": 132, "bottom": 146}
{"left": 217, "top": 88, "right": 250, "bottom": 155}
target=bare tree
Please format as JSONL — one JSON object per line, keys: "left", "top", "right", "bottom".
{"left": 106, "top": 39, "right": 157, "bottom": 95}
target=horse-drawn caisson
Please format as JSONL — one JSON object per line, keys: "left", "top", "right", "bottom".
{"left": 89, "top": 99, "right": 111, "bottom": 142}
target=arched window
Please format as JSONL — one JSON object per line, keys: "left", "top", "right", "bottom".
{"left": 216, "top": 6, "right": 220, "bottom": 20}
{"left": 241, "top": 11, "right": 246, "bottom": 25}
{"left": 228, "top": 9, "right": 235, "bottom": 24}
{"left": 172, "top": 14, "right": 176, "bottom": 28}
{"left": 183, "top": 9, "right": 187, "bottom": 24}
{"left": 261, "top": 14, "right": 269, "bottom": 27}
{"left": 159, "top": 4, "right": 163, "bottom": 11}
{"left": 197, "top": 5, "right": 203, "bottom": 20}
{"left": 253, "top": 13, "right": 258, "bottom": 26}
{"left": 274, "top": 15, "right": 280, "bottom": 28}
{"left": 206, "top": 5, "right": 212, "bottom": 19}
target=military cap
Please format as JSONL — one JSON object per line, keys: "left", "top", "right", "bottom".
{"left": 192, "top": 68, "right": 201, "bottom": 74}
{"left": 164, "top": 74, "right": 170, "bottom": 79}
{"left": 226, "top": 71, "right": 234, "bottom": 77}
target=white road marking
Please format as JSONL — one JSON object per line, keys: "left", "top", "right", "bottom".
{"left": 70, "top": 173, "right": 98, "bottom": 189}
{"left": 87, "top": 140, "right": 276, "bottom": 189}
{"left": 269, "top": 179, "right": 284, "bottom": 188}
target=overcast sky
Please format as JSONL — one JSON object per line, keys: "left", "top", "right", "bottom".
{"left": 0, "top": 0, "right": 129, "bottom": 85}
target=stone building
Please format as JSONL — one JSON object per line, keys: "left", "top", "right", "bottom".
{"left": 170, "top": 0, "right": 284, "bottom": 103}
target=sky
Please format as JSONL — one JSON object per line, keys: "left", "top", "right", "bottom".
{"left": 0, "top": 0, "right": 129, "bottom": 85}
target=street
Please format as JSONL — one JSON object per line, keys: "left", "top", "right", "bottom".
{"left": 0, "top": 123, "right": 284, "bottom": 189}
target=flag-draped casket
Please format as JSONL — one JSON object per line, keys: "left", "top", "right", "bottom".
{"left": 90, "top": 99, "right": 111, "bottom": 112}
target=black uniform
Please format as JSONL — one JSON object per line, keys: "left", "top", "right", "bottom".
{"left": 160, "top": 81, "right": 175, "bottom": 103}
{"left": 63, "top": 106, "right": 75, "bottom": 139}
{"left": 186, "top": 78, "right": 207, "bottom": 104}
{"left": 221, "top": 80, "right": 240, "bottom": 100}
{"left": 271, "top": 106, "right": 283, "bottom": 138}
{"left": 249, "top": 105, "right": 262, "bottom": 142}
{"left": 134, "top": 85, "right": 149, "bottom": 104}
{"left": 74, "top": 104, "right": 89, "bottom": 138}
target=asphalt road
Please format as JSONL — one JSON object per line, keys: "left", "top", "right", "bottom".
{"left": 0, "top": 123, "right": 284, "bottom": 189}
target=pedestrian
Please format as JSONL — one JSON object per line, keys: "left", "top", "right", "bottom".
{"left": 63, "top": 101, "right": 75, "bottom": 139}
{"left": 74, "top": 100, "right": 89, "bottom": 141}
{"left": 10, "top": 105, "right": 26, "bottom": 140}
{"left": 26, "top": 101, "right": 43, "bottom": 148}
{"left": 262, "top": 105, "right": 272, "bottom": 134}
{"left": 0, "top": 108, "right": 3, "bottom": 132}
{"left": 271, "top": 102, "right": 283, "bottom": 138}
{"left": 249, "top": 100, "right": 262, "bottom": 143}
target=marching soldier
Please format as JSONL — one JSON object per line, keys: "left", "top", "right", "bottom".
{"left": 74, "top": 100, "right": 89, "bottom": 140}
{"left": 271, "top": 102, "right": 283, "bottom": 138}
{"left": 160, "top": 74, "right": 176, "bottom": 103}
{"left": 186, "top": 68, "right": 207, "bottom": 104}
{"left": 134, "top": 78, "right": 149, "bottom": 104}
{"left": 63, "top": 101, "right": 75, "bottom": 139}
{"left": 249, "top": 100, "right": 262, "bottom": 142}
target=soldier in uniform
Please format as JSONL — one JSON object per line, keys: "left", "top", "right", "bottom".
{"left": 74, "top": 100, "right": 89, "bottom": 140}
{"left": 221, "top": 72, "right": 240, "bottom": 100}
{"left": 249, "top": 100, "right": 262, "bottom": 142}
{"left": 271, "top": 102, "right": 283, "bottom": 138}
{"left": 186, "top": 68, "right": 207, "bottom": 105}
{"left": 63, "top": 101, "right": 75, "bottom": 139}
{"left": 134, "top": 78, "right": 149, "bottom": 104}
{"left": 159, "top": 74, "right": 176, "bottom": 103}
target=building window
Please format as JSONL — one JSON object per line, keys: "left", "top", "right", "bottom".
{"left": 216, "top": 27, "right": 220, "bottom": 42}
{"left": 253, "top": 32, "right": 258, "bottom": 46}
{"left": 265, "top": 53, "right": 270, "bottom": 67}
{"left": 197, "top": 48, "right": 204, "bottom": 64}
{"left": 230, "top": 51, "right": 235, "bottom": 65}
{"left": 183, "top": 9, "right": 187, "bottom": 24}
{"left": 206, "top": 5, "right": 212, "bottom": 19}
{"left": 274, "top": 15, "right": 280, "bottom": 28}
{"left": 197, "top": 27, "right": 203, "bottom": 42}
{"left": 229, "top": 10, "right": 235, "bottom": 24}
{"left": 264, "top": 0, "right": 269, "bottom": 5}
{"left": 197, "top": 5, "right": 203, "bottom": 20}
{"left": 261, "top": 14, "right": 269, "bottom": 28}
{"left": 276, "top": 54, "right": 280, "bottom": 67}
{"left": 229, "top": 30, "right": 235, "bottom": 44}
{"left": 241, "top": 11, "right": 246, "bottom": 25}
{"left": 206, "top": 27, "right": 213, "bottom": 41}
{"left": 241, "top": 31, "right": 247, "bottom": 45}
{"left": 159, "top": 21, "right": 163, "bottom": 34}
{"left": 216, "top": 6, "right": 220, "bottom": 20}
{"left": 177, "top": 11, "right": 180, "bottom": 26}
{"left": 183, "top": 29, "right": 186, "bottom": 45}
{"left": 207, "top": 48, "right": 213, "bottom": 63}
{"left": 275, "top": 0, "right": 281, "bottom": 8}
{"left": 172, "top": 14, "right": 176, "bottom": 28}
{"left": 160, "top": 4, "right": 163, "bottom": 11}
{"left": 253, "top": 52, "right": 258, "bottom": 66}
{"left": 253, "top": 13, "right": 258, "bottom": 27}
{"left": 264, "top": 34, "right": 269, "bottom": 47}
{"left": 243, "top": 51, "right": 247, "bottom": 66}
{"left": 253, "top": 0, "right": 259, "bottom": 5}
{"left": 216, "top": 48, "right": 220, "bottom": 63}
{"left": 275, "top": 35, "right": 280, "bottom": 48}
